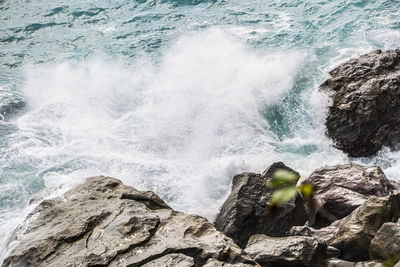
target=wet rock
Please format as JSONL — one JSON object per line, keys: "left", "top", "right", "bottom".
{"left": 304, "top": 163, "right": 396, "bottom": 228}
{"left": 369, "top": 221, "right": 400, "bottom": 260}
{"left": 323, "top": 49, "right": 400, "bottom": 157}
{"left": 0, "top": 89, "right": 25, "bottom": 120}
{"left": 244, "top": 234, "right": 327, "bottom": 267}
{"left": 214, "top": 162, "right": 308, "bottom": 248}
{"left": 330, "top": 194, "right": 400, "bottom": 261}
{"left": 3, "top": 176, "right": 257, "bottom": 267}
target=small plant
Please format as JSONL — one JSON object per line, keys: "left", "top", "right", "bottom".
{"left": 383, "top": 253, "right": 400, "bottom": 267}
{"left": 267, "top": 169, "right": 316, "bottom": 219}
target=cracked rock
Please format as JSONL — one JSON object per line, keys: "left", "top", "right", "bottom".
{"left": 304, "top": 163, "right": 396, "bottom": 228}
{"left": 330, "top": 193, "right": 400, "bottom": 261}
{"left": 244, "top": 234, "right": 327, "bottom": 267}
{"left": 2, "top": 176, "right": 257, "bottom": 267}
{"left": 323, "top": 49, "right": 400, "bottom": 157}
{"left": 215, "top": 162, "right": 308, "bottom": 248}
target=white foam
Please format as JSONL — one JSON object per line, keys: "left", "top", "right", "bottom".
{"left": 13, "top": 28, "right": 304, "bottom": 221}
{"left": 1, "top": 29, "right": 359, "bottom": 262}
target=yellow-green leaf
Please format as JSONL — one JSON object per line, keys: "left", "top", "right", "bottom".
{"left": 383, "top": 253, "right": 400, "bottom": 267}
{"left": 299, "top": 183, "right": 316, "bottom": 199}
{"left": 271, "top": 185, "right": 299, "bottom": 206}
{"left": 267, "top": 169, "right": 301, "bottom": 188}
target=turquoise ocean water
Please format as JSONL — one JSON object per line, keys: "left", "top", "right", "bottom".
{"left": 1, "top": 0, "right": 400, "bottom": 261}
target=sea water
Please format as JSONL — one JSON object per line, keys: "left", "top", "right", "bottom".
{"left": 1, "top": 0, "right": 400, "bottom": 262}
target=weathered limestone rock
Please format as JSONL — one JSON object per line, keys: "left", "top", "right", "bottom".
{"left": 304, "top": 163, "right": 396, "bottom": 228}
{"left": 203, "top": 258, "right": 256, "bottom": 266}
{"left": 244, "top": 234, "right": 327, "bottom": 267}
{"left": 323, "top": 49, "right": 400, "bottom": 157}
{"left": 3, "top": 176, "right": 257, "bottom": 267}
{"left": 214, "top": 162, "right": 308, "bottom": 248}
{"left": 142, "top": 254, "right": 194, "bottom": 267}
{"left": 288, "top": 219, "right": 344, "bottom": 243}
{"left": 326, "top": 258, "right": 382, "bottom": 267}
{"left": 330, "top": 194, "right": 400, "bottom": 261}
{"left": 369, "top": 221, "right": 400, "bottom": 260}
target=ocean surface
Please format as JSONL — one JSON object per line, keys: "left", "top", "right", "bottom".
{"left": 1, "top": 0, "right": 400, "bottom": 261}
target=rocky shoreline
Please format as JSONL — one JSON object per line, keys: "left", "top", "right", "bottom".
{"left": 2, "top": 162, "right": 400, "bottom": 267}
{"left": 3, "top": 50, "right": 400, "bottom": 266}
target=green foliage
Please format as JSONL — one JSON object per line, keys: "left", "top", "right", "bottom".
{"left": 267, "top": 169, "right": 316, "bottom": 220}
{"left": 267, "top": 169, "right": 300, "bottom": 188}
{"left": 298, "top": 183, "right": 316, "bottom": 200}
{"left": 383, "top": 253, "right": 400, "bottom": 267}
{"left": 271, "top": 186, "right": 298, "bottom": 206}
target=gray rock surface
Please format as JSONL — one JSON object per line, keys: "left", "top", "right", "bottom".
{"left": 215, "top": 162, "right": 308, "bottom": 248}
{"left": 244, "top": 234, "right": 327, "bottom": 267}
{"left": 330, "top": 193, "right": 400, "bottom": 261}
{"left": 3, "top": 176, "right": 257, "bottom": 267}
{"left": 203, "top": 258, "right": 256, "bottom": 266}
{"left": 326, "top": 258, "right": 382, "bottom": 267}
{"left": 142, "top": 254, "right": 194, "bottom": 267}
{"left": 304, "top": 163, "right": 396, "bottom": 228}
{"left": 369, "top": 221, "right": 400, "bottom": 260}
{"left": 323, "top": 49, "right": 400, "bottom": 157}
{"left": 288, "top": 219, "right": 344, "bottom": 243}
{"left": 389, "top": 179, "right": 400, "bottom": 191}
{"left": 326, "top": 246, "right": 341, "bottom": 259}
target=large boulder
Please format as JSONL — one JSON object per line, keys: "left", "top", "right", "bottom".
{"left": 244, "top": 234, "right": 327, "bottom": 267}
{"left": 330, "top": 193, "right": 400, "bottom": 261}
{"left": 323, "top": 49, "right": 400, "bottom": 157}
{"left": 3, "top": 176, "right": 257, "bottom": 267}
{"left": 369, "top": 220, "right": 400, "bottom": 261}
{"left": 214, "top": 162, "right": 308, "bottom": 248}
{"left": 304, "top": 163, "right": 396, "bottom": 228}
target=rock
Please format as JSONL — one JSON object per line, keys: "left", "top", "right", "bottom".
{"left": 304, "top": 163, "right": 396, "bottom": 228}
{"left": 326, "top": 246, "right": 342, "bottom": 259}
{"left": 369, "top": 221, "right": 400, "bottom": 260}
{"left": 389, "top": 179, "right": 400, "bottom": 191}
{"left": 288, "top": 219, "right": 345, "bottom": 243}
{"left": 288, "top": 226, "right": 315, "bottom": 237}
{"left": 323, "top": 49, "right": 400, "bottom": 157}
{"left": 0, "top": 89, "right": 25, "bottom": 120}
{"left": 142, "top": 254, "right": 194, "bottom": 267}
{"left": 330, "top": 193, "right": 400, "bottom": 261}
{"left": 326, "top": 258, "right": 382, "bottom": 267}
{"left": 3, "top": 176, "right": 257, "bottom": 267}
{"left": 215, "top": 162, "right": 308, "bottom": 248}
{"left": 203, "top": 258, "right": 256, "bottom": 266}
{"left": 244, "top": 234, "right": 327, "bottom": 267}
